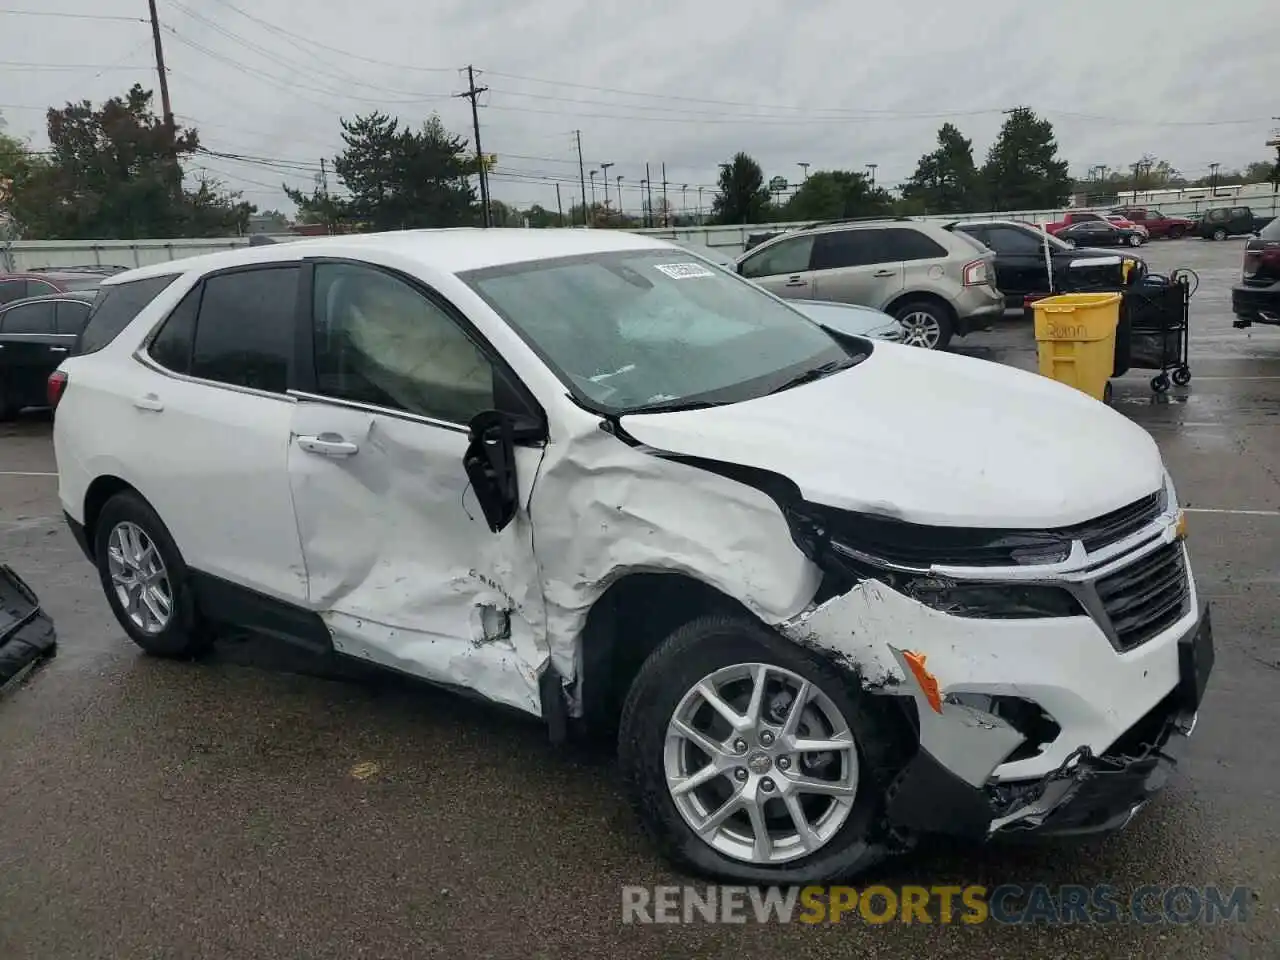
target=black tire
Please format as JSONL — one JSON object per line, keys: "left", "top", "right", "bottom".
{"left": 94, "top": 490, "right": 212, "bottom": 658}
{"left": 1103, "top": 381, "right": 1114, "bottom": 406}
{"left": 1172, "top": 366, "right": 1191, "bottom": 387}
{"left": 1151, "top": 374, "right": 1170, "bottom": 393}
{"left": 618, "top": 613, "right": 908, "bottom": 884}
{"left": 1212, "top": 228, "right": 1227, "bottom": 241}
{"left": 893, "top": 299, "right": 954, "bottom": 351}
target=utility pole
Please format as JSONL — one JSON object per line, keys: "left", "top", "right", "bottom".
{"left": 681, "top": 184, "right": 688, "bottom": 220}
{"left": 589, "top": 169, "right": 597, "bottom": 207}
{"left": 1208, "top": 161, "right": 1221, "bottom": 196}
{"left": 798, "top": 162, "right": 809, "bottom": 181}
{"left": 645, "top": 163, "right": 654, "bottom": 228}
{"left": 866, "top": 163, "right": 877, "bottom": 189}
{"left": 147, "top": 0, "right": 173, "bottom": 127}
{"left": 555, "top": 183, "right": 563, "bottom": 226}
{"left": 661, "top": 163, "right": 669, "bottom": 226}
{"left": 600, "top": 162, "right": 614, "bottom": 210}
{"left": 319, "top": 157, "right": 329, "bottom": 194}
{"left": 697, "top": 186, "right": 704, "bottom": 224}
{"left": 574, "top": 130, "right": 588, "bottom": 227}
{"left": 456, "top": 66, "right": 491, "bottom": 227}
{"left": 616, "top": 175, "right": 623, "bottom": 216}
{"left": 639, "top": 178, "right": 648, "bottom": 226}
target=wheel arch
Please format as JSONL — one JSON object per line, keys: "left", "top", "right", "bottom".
{"left": 82, "top": 475, "right": 144, "bottom": 554}
{"left": 884, "top": 290, "right": 958, "bottom": 323}
{"left": 576, "top": 570, "right": 756, "bottom": 738}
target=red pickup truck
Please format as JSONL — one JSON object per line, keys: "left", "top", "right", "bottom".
{"left": 1110, "top": 208, "right": 1195, "bottom": 239}
{"left": 1045, "top": 211, "right": 1140, "bottom": 235}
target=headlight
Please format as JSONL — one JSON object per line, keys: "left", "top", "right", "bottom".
{"left": 892, "top": 575, "right": 1085, "bottom": 619}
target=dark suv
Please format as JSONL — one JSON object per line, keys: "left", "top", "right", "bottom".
{"left": 1195, "top": 206, "right": 1265, "bottom": 241}
{"left": 1232, "top": 218, "right": 1280, "bottom": 328}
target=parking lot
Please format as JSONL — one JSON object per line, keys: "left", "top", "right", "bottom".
{"left": 0, "top": 238, "right": 1276, "bottom": 959}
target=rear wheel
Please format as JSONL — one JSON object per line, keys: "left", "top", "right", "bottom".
{"left": 619, "top": 614, "right": 904, "bottom": 884}
{"left": 94, "top": 491, "right": 212, "bottom": 658}
{"left": 1128, "top": 234, "right": 1144, "bottom": 247}
{"left": 894, "top": 300, "right": 953, "bottom": 350}
{"left": 1212, "top": 228, "right": 1228, "bottom": 241}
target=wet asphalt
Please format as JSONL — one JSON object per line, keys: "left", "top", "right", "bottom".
{"left": 1, "top": 239, "right": 1277, "bottom": 959}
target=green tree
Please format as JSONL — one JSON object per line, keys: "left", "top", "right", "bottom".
{"left": 781, "top": 170, "right": 893, "bottom": 221}
{"left": 326, "top": 111, "right": 477, "bottom": 230}
{"left": 710, "top": 152, "right": 771, "bottom": 225}
{"left": 900, "top": 123, "right": 981, "bottom": 213}
{"left": 7, "top": 84, "right": 251, "bottom": 239}
{"left": 523, "top": 203, "right": 562, "bottom": 228}
{"left": 284, "top": 182, "right": 348, "bottom": 229}
{"left": 981, "top": 107, "right": 1072, "bottom": 210}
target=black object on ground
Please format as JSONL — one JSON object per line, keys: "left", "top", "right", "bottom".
{"left": 1122, "top": 271, "right": 1194, "bottom": 393}
{"left": 0, "top": 564, "right": 57, "bottom": 694}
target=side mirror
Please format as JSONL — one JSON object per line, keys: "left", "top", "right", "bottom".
{"left": 464, "top": 410, "right": 520, "bottom": 533}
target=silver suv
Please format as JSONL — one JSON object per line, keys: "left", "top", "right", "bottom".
{"left": 733, "top": 219, "right": 1003, "bottom": 349}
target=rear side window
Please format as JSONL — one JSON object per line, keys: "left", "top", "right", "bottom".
{"left": 55, "top": 301, "right": 90, "bottom": 335}
{"left": 1, "top": 301, "right": 55, "bottom": 334}
{"left": 189, "top": 266, "right": 299, "bottom": 393}
{"left": 78, "top": 274, "right": 180, "bottom": 355}
{"left": 881, "top": 228, "right": 948, "bottom": 261}
{"left": 739, "top": 235, "right": 815, "bottom": 278}
{"left": 810, "top": 230, "right": 887, "bottom": 270}
{"left": 148, "top": 287, "right": 202, "bottom": 374}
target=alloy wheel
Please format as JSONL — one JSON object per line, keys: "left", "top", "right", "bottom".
{"left": 106, "top": 521, "right": 173, "bottom": 635}
{"left": 664, "top": 662, "right": 859, "bottom": 865}
{"left": 898, "top": 311, "right": 942, "bottom": 349}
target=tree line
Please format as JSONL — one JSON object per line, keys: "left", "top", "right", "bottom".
{"left": 1, "top": 88, "right": 1277, "bottom": 241}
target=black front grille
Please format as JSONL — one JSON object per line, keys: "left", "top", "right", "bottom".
{"left": 1062, "top": 493, "right": 1163, "bottom": 553}
{"left": 1096, "top": 542, "right": 1188, "bottom": 651}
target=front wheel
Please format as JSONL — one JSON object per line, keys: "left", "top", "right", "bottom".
{"left": 94, "top": 491, "right": 212, "bottom": 658}
{"left": 1128, "top": 234, "right": 1144, "bottom": 247}
{"left": 894, "top": 300, "right": 953, "bottom": 350}
{"left": 1212, "top": 228, "right": 1228, "bottom": 241}
{"left": 619, "top": 614, "right": 904, "bottom": 884}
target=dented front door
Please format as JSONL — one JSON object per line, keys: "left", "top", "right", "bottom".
{"left": 286, "top": 400, "right": 549, "bottom": 714}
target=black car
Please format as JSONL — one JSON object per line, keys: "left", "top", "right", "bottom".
{"left": 1055, "top": 219, "right": 1146, "bottom": 248}
{"left": 1232, "top": 217, "right": 1280, "bottom": 328}
{"left": 947, "top": 220, "right": 1145, "bottom": 308}
{"left": 0, "top": 290, "right": 95, "bottom": 419}
{"left": 1195, "top": 205, "right": 1271, "bottom": 241}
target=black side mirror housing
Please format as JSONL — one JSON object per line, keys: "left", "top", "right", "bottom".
{"left": 464, "top": 410, "right": 521, "bottom": 533}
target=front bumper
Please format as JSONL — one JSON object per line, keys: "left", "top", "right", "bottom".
{"left": 1232, "top": 283, "right": 1280, "bottom": 325}
{"left": 885, "top": 603, "right": 1213, "bottom": 840}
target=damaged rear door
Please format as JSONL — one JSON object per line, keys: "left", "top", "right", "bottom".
{"left": 286, "top": 259, "right": 551, "bottom": 715}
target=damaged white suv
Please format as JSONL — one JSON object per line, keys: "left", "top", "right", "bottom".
{"left": 51, "top": 229, "right": 1213, "bottom": 884}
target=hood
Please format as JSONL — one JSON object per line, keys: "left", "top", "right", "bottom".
{"left": 621, "top": 344, "right": 1164, "bottom": 529}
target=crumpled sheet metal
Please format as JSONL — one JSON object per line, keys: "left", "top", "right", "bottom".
{"left": 0, "top": 565, "right": 57, "bottom": 693}
{"left": 530, "top": 420, "right": 822, "bottom": 714}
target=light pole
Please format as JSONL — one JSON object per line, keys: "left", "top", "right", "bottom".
{"left": 589, "top": 169, "right": 597, "bottom": 207}
{"left": 640, "top": 179, "right": 648, "bottom": 226}
{"left": 866, "top": 163, "right": 878, "bottom": 189}
{"left": 681, "top": 184, "right": 688, "bottom": 221}
{"left": 698, "top": 186, "right": 704, "bottom": 224}
{"left": 798, "top": 162, "right": 810, "bottom": 181}
{"left": 600, "top": 161, "right": 614, "bottom": 210}
{"left": 616, "top": 175, "right": 624, "bottom": 216}
{"left": 1208, "top": 162, "right": 1220, "bottom": 196}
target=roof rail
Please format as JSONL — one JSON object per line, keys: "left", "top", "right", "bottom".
{"left": 799, "top": 215, "right": 918, "bottom": 229}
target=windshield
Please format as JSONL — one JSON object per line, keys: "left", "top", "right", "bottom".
{"left": 461, "top": 248, "right": 854, "bottom": 414}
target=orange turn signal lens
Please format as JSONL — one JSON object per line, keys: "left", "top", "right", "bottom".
{"left": 1175, "top": 511, "right": 1188, "bottom": 541}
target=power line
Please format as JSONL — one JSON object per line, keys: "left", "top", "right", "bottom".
{"left": 0, "top": 61, "right": 150, "bottom": 71}
{"left": 0, "top": 9, "right": 146, "bottom": 22}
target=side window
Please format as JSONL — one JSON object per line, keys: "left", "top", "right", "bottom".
{"left": 1232, "top": 207, "right": 1250, "bottom": 219}
{"left": 147, "top": 286, "right": 201, "bottom": 374}
{"left": 78, "top": 274, "right": 180, "bottom": 354}
{"left": 738, "top": 235, "right": 815, "bottom": 278}
{"left": 310, "top": 262, "right": 496, "bottom": 424}
{"left": 810, "top": 230, "right": 885, "bottom": 270}
{"left": 0, "top": 302, "right": 55, "bottom": 334}
{"left": 881, "top": 228, "right": 949, "bottom": 261}
{"left": 25, "top": 280, "right": 57, "bottom": 297}
{"left": 55, "top": 301, "right": 90, "bottom": 335}
{"left": 190, "top": 267, "right": 298, "bottom": 393}
{"left": 0, "top": 280, "right": 27, "bottom": 305}
{"left": 1207, "top": 209, "right": 1227, "bottom": 223}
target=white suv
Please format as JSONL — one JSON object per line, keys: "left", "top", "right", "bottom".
{"left": 52, "top": 229, "right": 1213, "bottom": 884}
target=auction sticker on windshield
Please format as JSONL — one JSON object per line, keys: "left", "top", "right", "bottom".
{"left": 653, "top": 262, "right": 716, "bottom": 279}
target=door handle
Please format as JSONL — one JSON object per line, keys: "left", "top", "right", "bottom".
{"left": 872, "top": 269, "right": 896, "bottom": 278}
{"left": 49, "top": 346, "right": 69, "bottom": 353}
{"left": 133, "top": 393, "right": 164, "bottom": 412}
{"left": 784, "top": 275, "right": 807, "bottom": 287}
{"left": 296, "top": 433, "right": 359, "bottom": 457}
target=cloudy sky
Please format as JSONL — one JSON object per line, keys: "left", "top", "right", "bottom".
{"left": 2, "top": 0, "right": 1275, "bottom": 217}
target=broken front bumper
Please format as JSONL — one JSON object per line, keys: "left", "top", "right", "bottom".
{"left": 884, "top": 603, "right": 1214, "bottom": 840}
{"left": 0, "top": 565, "right": 58, "bottom": 691}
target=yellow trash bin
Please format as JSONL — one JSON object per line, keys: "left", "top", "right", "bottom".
{"left": 1032, "top": 292, "right": 1122, "bottom": 403}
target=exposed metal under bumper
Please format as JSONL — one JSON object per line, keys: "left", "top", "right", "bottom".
{"left": 885, "top": 603, "right": 1213, "bottom": 841}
